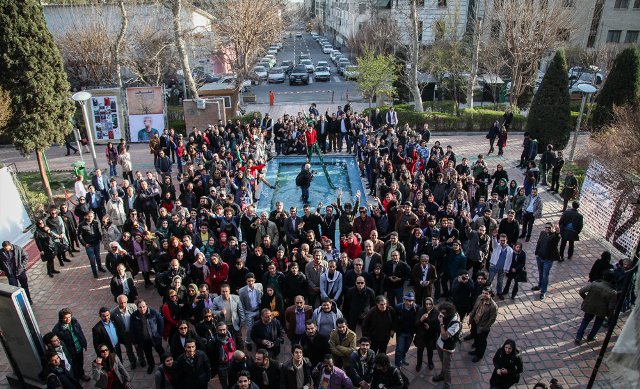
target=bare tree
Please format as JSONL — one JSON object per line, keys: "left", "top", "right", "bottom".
{"left": 125, "top": 26, "right": 176, "bottom": 86}
{"left": 210, "top": 0, "right": 283, "bottom": 84}
{"left": 163, "top": 0, "right": 199, "bottom": 99}
{"left": 488, "top": 0, "right": 578, "bottom": 108}
{"left": 114, "top": 0, "right": 129, "bottom": 89}
{"left": 478, "top": 43, "right": 509, "bottom": 104}
{"left": 407, "top": 0, "right": 424, "bottom": 112}
{"left": 346, "top": 17, "right": 396, "bottom": 58}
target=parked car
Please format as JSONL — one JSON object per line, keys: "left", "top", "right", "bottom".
{"left": 267, "top": 48, "right": 278, "bottom": 56}
{"left": 253, "top": 66, "right": 268, "bottom": 82}
{"left": 330, "top": 50, "right": 342, "bottom": 62}
{"left": 289, "top": 64, "right": 310, "bottom": 85}
{"left": 343, "top": 65, "right": 360, "bottom": 80}
{"left": 322, "top": 45, "right": 333, "bottom": 54}
{"left": 265, "top": 55, "right": 277, "bottom": 65}
{"left": 281, "top": 60, "right": 294, "bottom": 75}
{"left": 314, "top": 66, "right": 331, "bottom": 82}
{"left": 337, "top": 58, "right": 351, "bottom": 74}
{"left": 333, "top": 54, "right": 345, "bottom": 65}
{"left": 300, "top": 59, "right": 315, "bottom": 73}
{"left": 268, "top": 67, "right": 286, "bottom": 83}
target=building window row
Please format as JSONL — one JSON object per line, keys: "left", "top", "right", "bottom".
{"left": 606, "top": 29, "right": 639, "bottom": 43}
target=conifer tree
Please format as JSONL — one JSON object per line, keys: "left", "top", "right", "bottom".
{"left": 592, "top": 47, "right": 640, "bottom": 129}
{"left": 527, "top": 50, "right": 571, "bottom": 150}
{"left": 0, "top": 0, "right": 75, "bottom": 203}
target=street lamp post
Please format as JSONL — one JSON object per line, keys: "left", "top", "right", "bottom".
{"left": 71, "top": 91, "right": 99, "bottom": 171}
{"left": 568, "top": 83, "right": 597, "bottom": 162}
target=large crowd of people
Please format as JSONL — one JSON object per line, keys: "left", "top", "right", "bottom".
{"left": 1, "top": 102, "right": 634, "bottom": 389}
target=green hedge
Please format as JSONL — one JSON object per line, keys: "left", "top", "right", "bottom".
{"left": 363, "top": 106, "right": 526, "bottom": 132}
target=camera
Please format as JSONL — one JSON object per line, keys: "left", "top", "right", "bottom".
{"left": 197, "top": 294, "right": 206, "bottom": 300}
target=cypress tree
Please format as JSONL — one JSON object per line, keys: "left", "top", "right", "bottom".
{"left": 592, "top": 47, "right": 640, "bottom": 129}
{"left": 526, "top": 50, "right": 571, "bottom": 150}
{"left": 0, "top": 0, "right": 75, "bottom": 203}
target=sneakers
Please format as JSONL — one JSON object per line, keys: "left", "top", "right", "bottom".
{"left": 587, "top": 336, "right": 598, "bottom": 342}
{"left": 540, "top": 293, "right": 545, "bottom": 300}
{"left": 531, "top": 286, "right": 541, "bottom": 291}
{"left": 574, "top": 338, "right": 581, "bottom": 345}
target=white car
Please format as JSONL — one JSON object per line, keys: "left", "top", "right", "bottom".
{"left": 300, "top": 59, "right": 315, "bottom": 73}
{"left": 317, "top": 61, "right": 329, "bottom": 68}
{"left": 322, "top": 45, "right": 333, "bottom": 54}
{"left": 314, "top": 66, "right": 331, "bottom": 82}
{"left": 260, "top": 57, "right": 275, "bottom": 68}
{"left": 268, "top": 67, "right": 286, "bottom": 83}
{"left": 343, "top": 65, "right": 360, "bottom": 80}
{"left": 253, "top": 66, "right": 268, "bottom": 81}
{"left": 295, "top": 32, "right": 303, "bottom": 38}
{"left": 330, "top": 50, "right": 342, "bottom": 62}
{"left": 267, "top": 48, "right": 278, "bottom": 56}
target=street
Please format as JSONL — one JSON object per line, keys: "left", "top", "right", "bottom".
{"left": 248, "top": 32, "right": 361, "bottom": 104}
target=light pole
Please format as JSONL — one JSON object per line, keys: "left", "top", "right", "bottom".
{"left": 71, "top": 91, "right": 99, "bottom": 171}
{"left": 568, "top": 83, "right": 597, "bottom": 162}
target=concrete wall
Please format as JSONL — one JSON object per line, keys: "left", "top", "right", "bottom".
{"left": 183, "top": 99, "right": 226, "bottom": 132}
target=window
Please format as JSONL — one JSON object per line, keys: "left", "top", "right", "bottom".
{"left": 614, "top": 0, "right": 630, "bottom": 8}
{"left": 625, "top": 30, "right": 639, "bottom": 43}
{"left": 606, "top": 30, "right": 622, "bottom": 43}
{"left": 418, "top": 20, "right": 423, "bottom": 42}
{"left": 438, "top": 0, "right": 447, "bottom": 6}
{"left": 222, "top": 96, "right": 231, "bottom": 108}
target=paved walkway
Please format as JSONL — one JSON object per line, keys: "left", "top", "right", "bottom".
{"left": 0, "top": 119, "right": 625, "bottom": 388}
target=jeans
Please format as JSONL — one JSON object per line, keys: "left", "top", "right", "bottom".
{"left": 437, "top": 347, "right": 453, "bottom": 388}
{"left": 387, "top": 287, "right": 403, "bottom": 307}
{"left": 521, "top": 212, "right": 535, "bottom": 239}
{"left": 244, "top": 310, "right": 260, "bottom": 345}
{"left": 301, "top": 187, "right": 309, "bottom": 202}
{"left": 394, "top": 333, "right": 414, "bottom": 366}
{"left": 338, "top": 132, "right": 351, "bottom": 152}
{"left": 488, "top": 265, "right": 505, "bottom": 295}
{"left": 536, "top": 256, "right": 554, "bottom": 294}
{"left": 576, "top": 313, "right": 605, "bottom": 340}
{"left": 7, "top": 271, "right": 32, "bottom": 302}
{"left": 85, "top": 243, "right": 102, "bottom": 275}
{"left": 108, "top": 162, "right": 117, "bottom": 177}
{"left": 560, "top": 238, "right": 575, "bottom": 259}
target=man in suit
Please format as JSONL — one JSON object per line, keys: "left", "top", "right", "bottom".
{"left": 284, "top": 295, "right": 313, "bottom": 345}
{"left": 91, "top": 168, "right": 110, "bottom": 198}
{"left": 92, "top": 307, "right": 126, "bottom": 360}
{"left": 213, "top": 283, "right": 245, "bottom": 348}
{"left": 284, "top": 207, "right": 302, "bottom": 249}
{"left": 385, "top": 107, "right": 398, "bottom": 128}
{"left": 338, "top": 113, "right": 352, "bottom": 153}
{"left": 85, "top": 185, "right": 106, "bottom": 220}
{"left": 110, "top": 295, "right": 141, "bottom": 369}
{"left": 315, "top": 114, "right": 329, "bottom": 153}
{"left": 559, "top": 201, "right": 584, "bottom": 261}
{"left": 239, "top": 273, "right": 263, "bottom": 351}
{"left": 251, "top": 308, "right": 285, "bottom": 358}
{"left": 359, "top": 240, "right": 382, "bottom": 274}
{"left": 411, "top": 254, "right": 437, "bottom": 305}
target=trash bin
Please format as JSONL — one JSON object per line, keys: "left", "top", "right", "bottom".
{"left": 71, "top": 161, "right": 87, "bottom": 180}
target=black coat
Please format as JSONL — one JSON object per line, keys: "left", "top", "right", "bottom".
{"left": 250, "top": 359, "right": 281, "bottom": 389}
{"left": 280, "top": 358, "right": 314, "bottom": 389}
{"left": 92, "top": 317, "right": 126, "bottom": 354}
{"left": 489, "top": 348, "right": 523, "bottom": 388}
{"left": 174, "top": 350, "right": 211, "bottom": 389}
{"left": 52, "top": 318, "right": 88, "bottom": 355}
{"left": 109, "top": 273, "right": 138, "bottom": 302}
{"left": 559, "top": 208, "right": 584, "bottom": 241}
{"left": 300, "top": 333, "right": 330, "bottom": 366}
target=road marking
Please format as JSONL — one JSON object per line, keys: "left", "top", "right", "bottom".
{"left": 308, "top": 77, "right": 313, "bottom": 84}
{"left": 333, "top": 76, "right": 341, "bottom": 83}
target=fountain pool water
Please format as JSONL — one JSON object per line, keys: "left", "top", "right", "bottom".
{"left": 257, "top": 156, "right": 366, "bottom": 214}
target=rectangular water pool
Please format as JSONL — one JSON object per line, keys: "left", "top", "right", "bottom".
{"left": 257, "top": 156, "right": 366, "bottom": 214}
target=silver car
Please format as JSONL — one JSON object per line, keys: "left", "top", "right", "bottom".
{"left": 268, "top": 67, "right": 286, "bottom": 83}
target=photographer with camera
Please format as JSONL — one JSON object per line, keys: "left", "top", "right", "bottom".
{"left": 296, "top": 164, "right": 314, "bottom": 203}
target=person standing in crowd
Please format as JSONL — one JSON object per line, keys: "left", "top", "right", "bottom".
{"left": 394, "top": 292, "right": 419, "bottom": 368}
{"left": 489, "top": 339, "right": 523, "bottom": 389}
{"left": 414, "top": 297, "right": 440, "bottom": 372}
{"left": 575, "top": 270, "right": 617, "bottom": 344}
{"left": 251, "top": 348, "right": 281, "bottom": 389}
{"left": 280, "top": 344, "right": 314, "bottom": 389}
{"left": 532, "top": 223, "right": 561, "bottom": 300}
{"left": 32, "top": 218, "right": 59, "bottom": 280}
{"left": 284, "top": 295, "right": 313, "bottom": 345}
{"left": 311, "top": 354, "right": 353, "bottom": 389}
{"left": 251, "top": 308, "right": 284, "bottom": 359}
{"left": 52, "top": 308, "right": 91, "bottom": 382}
{"left": 174, "top": 338, "right": 211, "bottom": 389}
{"left": 467, "top": 287, "right": 498, "bottom": 362}
{"left": 239, "top": 273, "right": 263, "bottom": 352}
{"left": 502, "top": 242, "right": 527, "bottom": 299}
{"left": 560, "top": 171, "right": 578, "bottom": 212}
{"left": 110, "top": 295, "right": 140, "bottom": 370}
{"left": 77, "top": 211, "right": 108, "bottom": 278}
{"left": 362, "top": 295, "right": 396, "bottom": 354}
{"left": 558, "top": 201, "right": 584, "bottom": 261}
{"left": 91, "top": 343, "right": 131, "bottom": 388}
{"left": 519, "top": 188, "right": 542, "bottom": 242}
{"left": 488, "top": 233, "right": 514, "bottom": 300}
{"left": 328, "top": 318, "right": 357, "bottom": 369}
{"left": 433, "top": 302, "right": 461, "bottom": 388}
{"left": 131, "top": 300, "right": 166, "bottom": 374}
{"left": 549, "top": 151, "right": 565, "bottom": 194}
{"left": 43, "top": 351, "right": 83, "bottom": 389}
{"left": 347, "top": 337, "right": 375, "bottom": 388}
{"left": 370, "top": 353, "right": 405, "bottom": 389}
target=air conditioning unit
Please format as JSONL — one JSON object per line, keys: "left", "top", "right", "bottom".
{"left": 196, "top": 98, "right": 206, "bottom": 109}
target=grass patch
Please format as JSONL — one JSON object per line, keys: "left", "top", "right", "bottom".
{"left": 16, "top": 171, "right": 76, "bottom": 215}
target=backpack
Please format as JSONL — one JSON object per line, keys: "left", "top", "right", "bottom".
{"left": 295, "top": 171, "right": 303, "bottom": 186}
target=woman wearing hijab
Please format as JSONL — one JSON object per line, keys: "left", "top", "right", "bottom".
{"left": 413, "top": 296, "right": 440, "bottom": 371}
{"left": 588, "top": 251, "right": 614, "bottom": 282}
{"left": 34, "top": 218, "right": 60, "bottom": 278}
{"left": 489, "top": 339, "right": 523, "bottom": 389}
{"left": 162, "top": 289, "right": 182, "bottom": 341}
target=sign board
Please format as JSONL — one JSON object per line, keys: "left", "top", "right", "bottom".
{"left": 0, "top": 167, "right": 32, "bottom": 243}
{"left": 87, "top": 88, "right": 125, "bottom": 144}
{"left": 126, "top": 86, "right": 166, "bottom": 143}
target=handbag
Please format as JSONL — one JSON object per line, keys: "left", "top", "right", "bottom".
{"left": 516, "top": 270, "right": 528, "bottom": 283}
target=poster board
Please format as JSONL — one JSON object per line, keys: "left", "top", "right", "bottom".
{"left": 0, "top": 167, "right": 32, "bottom": 243}
{"left": 126, "top": 86, "right": 166, "bottom": 143}
{"left": 87, "top": 88, "right": 125, "bottom": 143}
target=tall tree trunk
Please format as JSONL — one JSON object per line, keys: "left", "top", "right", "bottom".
{"left": 171, "top": 0, "right": 199, "bottom": 99}
{"left": 467, "top": 17, "right": 482, "bottom": 110}
{"left": 409, "top": 0, "right": 424, "bottom": 112}
{"left": 115, "top": 0, "right": 128, "bottom": 89}
{"left": 36, "top": 147, "right": 54, "bottom": 206}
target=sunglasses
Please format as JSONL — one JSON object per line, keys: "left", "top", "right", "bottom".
{"left": 99, "top": 349, "right": 109, "bottom": 353}
{"left": 356, "top": 282, "right": 365, "bottom": 284}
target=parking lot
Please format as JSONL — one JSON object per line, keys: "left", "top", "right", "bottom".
{"left": 249, "top": 32, "right": 361, "bottom": 104}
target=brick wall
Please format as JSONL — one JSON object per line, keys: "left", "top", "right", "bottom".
{"left": 183, "top": 98, "right": 226, "bottom": 132}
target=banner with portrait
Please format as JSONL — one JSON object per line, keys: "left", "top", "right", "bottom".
{"left": 87, "top": 88, "right": 124, "bottom": 143}
{"left": 126, "top": 86, "right": 166, "bottom": 143}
